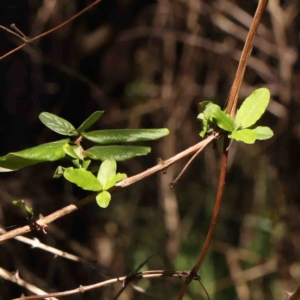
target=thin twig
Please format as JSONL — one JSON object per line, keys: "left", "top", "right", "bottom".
{"left": 113, "top": 253, "right": 156, "bottom": 299}
{"left": 198, "top": 280, "right": 211, "bottom": 300}
{"left": 0, "top": 0, "right": 101, "bottom": 60}
{"left": 12, "top": 270, "right": 199, "bottom": 300}
{"left": 170, "top": 139, "right": 212, "bottom": 188}
{"left": 0, "top": 228, "right": 80, "bottom": 262}
{"left": 0, "top": 267, "right": 58, "bottom": 300}
{"left": 0, "top": 25, "right": 28, "bottom": 42}
{"left": 177, "top": 1, "right": 269, "bottom": 299}
{"left": 0, "top": 134, "right": 215, "bottom": 243}
{"left": 287, "top": 285, "right": 300, "bottom": 300}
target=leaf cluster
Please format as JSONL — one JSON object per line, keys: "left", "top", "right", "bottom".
{"left": 197, "top": 88, "right": 273, "bottom": 144}
{"left": 2, "top": 111, "right": 169, "bottom": 208}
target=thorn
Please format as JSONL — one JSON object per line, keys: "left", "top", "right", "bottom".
{"left": 169, "top": 182, "right": 175, "bottom": 189}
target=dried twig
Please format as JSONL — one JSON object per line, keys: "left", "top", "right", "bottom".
{"left": 0, "top": 0, "right": 101, "bottom": 60}
{"left": 12, "top": 270, "right": 200, "bottom": 300}
{"left": 0, "top": 267, "right": 58, "bottom": 300}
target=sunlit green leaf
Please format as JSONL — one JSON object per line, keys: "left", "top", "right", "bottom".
{"left": 64, "top": 168, "right": 102, "bottom": 191}
{"left": 0, "top": 139, "right": 69, "bottom": 171}
{"left": 198, "top": 102, "right": 233, "bottom": 132}
{"left": 229, "top": 129, "right": 256, "bottom": 144}
{"left": 235, "top": 88, "right": 270, "bottom": 129}
{"left": 82, "top": 128, "right": 169, "bottom": 144}
{"left": 39, "top": 112, "right": 77, "bottom": 136}
{"left": 96, "top": 191, "right": 111, "bottom": 208}
{"left": 104, "top": 173, "right": 127, "bottom": 190}
{"left": 97, "top": 160, "right": 116, "bottom": 188}
{"left": 77, "top": 111, "right": 104, "bottom": 132}
{"left": 210, "top": 105, "right": 234, "bottom": 132}
{"left": 63, "top": 144, "right": 80, "bottom": 159}
{"left": 85, "top": 146, "right": 151, "bottom": 161}
{"left": 252, "top": 126, "right": 273, "bottom": 140}
{"left": 73, "top": 146, "right": 84, "bottom": 160}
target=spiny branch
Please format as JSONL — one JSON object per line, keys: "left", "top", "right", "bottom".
{"left": 12, "top": 270, "right": 200, "bottom": 300}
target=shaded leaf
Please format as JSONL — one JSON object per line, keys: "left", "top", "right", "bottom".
{"left": 96, "top": 191, "right": 111, "bottom": 208}
{"left": 229, "top": 129, "right": 256, "bottom": 144}
{"left": 235, "top": 88, "right": 270, "bottom": 129}
{"left": 53, "top": 166, "right": 65, "bottom": 178}
{"left": 72, "top": 159, "right": 80, "bottom": 168}
{"left": 12, "top": 200, "right": 33, "bottom": 216}
{"left": 77, "top": 111, "right": 104, "bottom": 132}
{"left": 0, "top": 139, "right": 69, "bottom": 171}
{"left": 64, "top": 168, "right": 102, "bottom": 191}
{"left": 39, "top": 112, "right": 77, "bottom": 136}
{"left": 252, "top": 126, "right": 274, "bottom": 140}
{"left": 82, "top": 128, "right": 169, "bottom": 144}
{"left": 85, "top": 146, "right": 151, "bottom": 161}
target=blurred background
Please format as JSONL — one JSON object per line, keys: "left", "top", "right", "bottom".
{"left": 0, "top": 0, "right": 300, "bottom": 299}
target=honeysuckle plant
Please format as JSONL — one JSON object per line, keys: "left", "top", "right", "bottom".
{"left": 0, "top": 111, "right": 169, "bottom": 208}
{"left": 197, "top": 88, "right": 273, "bottom": 144}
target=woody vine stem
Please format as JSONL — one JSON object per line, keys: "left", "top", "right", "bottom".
{"left": 177, "top": 0, "right": 269, "bottom": 299}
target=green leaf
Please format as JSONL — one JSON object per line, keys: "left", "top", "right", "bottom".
{"left": 73, "top": 146, "right": 84, "bottom": 160}
{"left": 96, "top": 191, "right": 111, "bottom": 208}
{"left": 197, "top": 113, "right": 205, "bottom": 120}
{"left": 252, "top": 126, "right": 274, "bottom": 140}
{"left": 53, "top": 166, "right": 65, "bottom": 178}
{"left": 97, "top": 160, "right": 117, "bottom": 188}
{"left": 229, "top": 129, "right": 256, "bottom": 144}
{"left": 39, "top": 112, "right": 77, "bottom": 136}
{"left": 82, "top": 160, "right": 91, "bottom": 170}
{"left": 198, "top": 102, "right": 234, "bottom": 132}
{"left": 12, "top": 200, "right": 34, "bottom": 216}
{"left": 85, "top": 146, "right": 151, "bottom": 161}
{"left": 199, "top": 101, "right": 212, "bottom": 111}
{"left": 63, "top": 168, "right": 102, "bottom": 191}
{"left": 235, "top": 88, "right": 270, "bottom": 129}
{"left": 72, "top": 159, "right": 80, "bottom": 168}
{"left": 77, "top": 111, "right": 104, "bottom": 132}
{"left": 210, "top": 105, "right": 234, "bottom": 132}
{"left": 199, "top": 118, "right": 209, "bottom": 137}
{"left": 82, "top": 128, "right": 169, "bottom": 144}
{"left": 0, "top": 139, "right": 69, "bottom": 171}
{"left": 63, "top": 144, "right": 80, "bottom": 159}
{"left": 104, "top": 173, "right": 127, "bottom": 190}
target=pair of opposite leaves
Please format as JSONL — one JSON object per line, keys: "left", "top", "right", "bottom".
{"left": 64, "top": 159, "right": 126, "bottom": 208}
{"left": 198, "top": 88, "right": 273, "bottom": 144}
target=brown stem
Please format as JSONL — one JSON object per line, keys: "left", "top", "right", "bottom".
{"left": 177, "top": 1, "right": 269, "bottom": 299}
{"left": 11, "top": 270, "right": 199, "bottom": 300}
{"left": 226, "top": 0, "right": 269, "bottom": 117}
